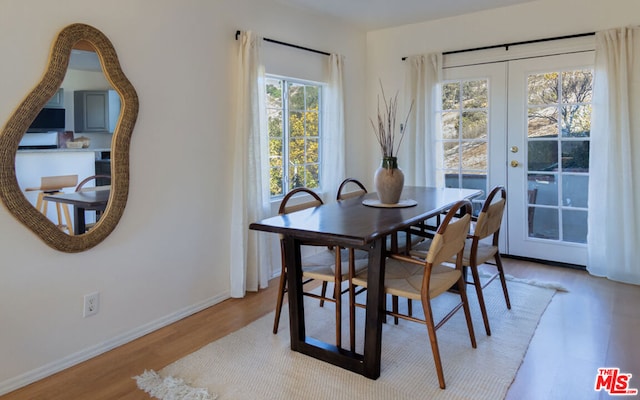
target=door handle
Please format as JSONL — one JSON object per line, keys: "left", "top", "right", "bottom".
{"left": 510, "top": 160, "right": 520, "bottom": 167}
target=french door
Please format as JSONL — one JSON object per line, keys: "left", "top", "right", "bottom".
{"left": 440, "top": 51, "right": 594, "bottom": 265}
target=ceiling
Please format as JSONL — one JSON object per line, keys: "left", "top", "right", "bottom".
{"left": 274, "top": 0, "right": 536, "bottom": 31}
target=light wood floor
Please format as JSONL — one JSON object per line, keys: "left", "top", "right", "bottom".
{"left": 2, "top": 258, "right": 639, "bottom": 400}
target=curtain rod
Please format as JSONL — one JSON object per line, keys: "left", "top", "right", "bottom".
{"left": 401, "top": 32, "right": 595, "bottom": 60}
{"left": 235, "top": 30, "right": 330, "bottom": 57}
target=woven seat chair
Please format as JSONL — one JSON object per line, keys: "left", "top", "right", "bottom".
{"left": 273, "top": 187, "right": 368, "bottom": 350}
{"left": 410, "top": 185, "right": 510, "bottom": 336}
{"left": 351, "top": 200, "right": 476, "bottom": 389}
{"left": 25, "top": 174, "right": 78, "bottom": 235}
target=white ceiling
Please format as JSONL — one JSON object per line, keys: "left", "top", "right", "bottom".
{"left": 274, "top": 0, "right": 536, "bottom": 31}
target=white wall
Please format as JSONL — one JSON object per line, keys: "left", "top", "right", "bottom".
{"left": 0, "top": 0, "right": 366, "bottom": 393}
{"left": 365, "top": 0, "right": 640, "bottom": 175}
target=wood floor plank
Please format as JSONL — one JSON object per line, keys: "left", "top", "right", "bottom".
{"left": 2, "top": 258, "right": 639, "bottom": 400}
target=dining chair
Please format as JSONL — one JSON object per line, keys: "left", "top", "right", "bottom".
{"left": 75, "top": 174, "right": 111, "bottom": 231}
{"left": 25, "top": 174, "right": 78, "bottom": 236}
{"left": 273, "top": 187, "right": 368, "bottom": 350}
{"left": 351, "top": 200, "right": 476, "bottom": 389}
{"left": 456, "top": 185, "right": 509, "bottom": 336}
{"left": 336, "top": 178, "right": 422, "bottom": 253}
{"left": 410, "top": 185, "right": 509, "bottom": 336}
{"left": 75, "top": 174, "right": 111, "bottom": 192}
{"left": 336, "top": 177, "right": 425, "bottom": 331}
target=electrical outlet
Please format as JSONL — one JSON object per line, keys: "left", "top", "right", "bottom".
{"left": 83, "top": 292, "right": 100, "bottom": 318}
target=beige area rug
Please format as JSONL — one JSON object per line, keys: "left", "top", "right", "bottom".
{"left": 136, "top": 279, "right": 560, "bottom": 400}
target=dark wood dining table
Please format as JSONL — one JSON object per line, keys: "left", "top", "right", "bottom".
{"left": 43, "top": 190, "right": 110, "bottom": 235}
{"left": 249, "top": 186, "right": 482, "bottom": 379}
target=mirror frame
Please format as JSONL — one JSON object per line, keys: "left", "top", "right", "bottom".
{"left": 0, "top": 23, "right": 138, "bottom": 252}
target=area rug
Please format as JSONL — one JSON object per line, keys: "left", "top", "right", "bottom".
{"left": 136, "top": 280, "right": 559, "bottom": 400}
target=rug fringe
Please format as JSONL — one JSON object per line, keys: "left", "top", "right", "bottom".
{"left": 504, "top": 274, "right": 569, "bottom": 292}
{"left": 478, "top": 270, "right": 569, "bottom": 292}
{"left": 134, "top": 370, "right": 216, "bottom": 400}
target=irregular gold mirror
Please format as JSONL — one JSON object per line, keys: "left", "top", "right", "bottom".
{"left": 0, "top": 23, "right": 138, "bottom": 252}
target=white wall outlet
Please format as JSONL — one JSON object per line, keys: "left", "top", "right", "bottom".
{"left": 83, "top": 292, "right": 100, "bottom": 318}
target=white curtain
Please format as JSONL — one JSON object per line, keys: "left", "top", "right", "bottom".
{"left": 230, "top": 31, "right": 272, "bottom": 297}
{"left": 587, "top": 27, "right": 640, "bottom": 285}
{"left": 403, "top": 53, "right": 442, "bottom": 186}
{"left": 320, "top": 54, "right": 346, "bottom": 201}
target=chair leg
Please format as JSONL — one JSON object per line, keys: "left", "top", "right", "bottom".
{"left": 458, "top": 275, "right": 477, "bottom": 349}
{"left": 319, "top": 281, "right": 328, "bottom": 307}
{"left": 348, "top": 248, "right": 356, "bottom": 352}
{"left": 494, "top": 254, "right": 511, "bottom": 309}
{"left": 35, "top": 192, "right": 45, "bottom": 214}
{"left": 273, "top": 271, "right": 287, "bottom": 334}
{"left": 392, "top": 295, "right": 399, "bottom": 325}
{"left": 61, "top": 203, "right": 73, "bottom": 236}
{"left": 469, "top": 264, "right": 491, "bottom": 336}
{"left": 421, "top": 297, "right": 446, "bottom": 389}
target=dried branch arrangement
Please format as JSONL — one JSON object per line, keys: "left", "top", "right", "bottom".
{"left": 370, "top": 81, "right": 414, "bottom": 159}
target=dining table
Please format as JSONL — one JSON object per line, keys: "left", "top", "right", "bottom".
{"left": 43, "top": 189, "right": 110, "bottom": 235}
{"left": 249, "top": 186, "right": 482, "bottom": 379}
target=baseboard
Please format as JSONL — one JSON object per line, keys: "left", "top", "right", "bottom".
{"left": 0, "top": 291, "right": 230, "bottom": 396}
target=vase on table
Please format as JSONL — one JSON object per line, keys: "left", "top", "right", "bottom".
{"left": 374, "top": 156, "right": 404, "bottom": 204}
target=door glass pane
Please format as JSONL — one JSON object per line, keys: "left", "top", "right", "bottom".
{"left": 528, "top": 174, "right": 558, "bottom": 206}
{"left": 528, "top": 106, "right": 558, "bottom": 138}
{"left": 562, "top": 209, "right": 588, "bottom": 243}
{"left": 462, "top": 111, "right": 487, "bottom": 139}
{"left": 562, "top": 175, "right": 588, "bottom": 208}
{"left": 462, "top": 173, "right": 487, "bottom": 215}
{"left": 561, "top": 105, "right": 591, "bottom": 137}
{"left": 561, "top": 141, "right": 589, "bottom": 172}
{"left": 443, "top": 142, "right": 459, "bottom": 169}
{"left": 561, "top": 70, "right": 593, "bottom": 103}
{"left": 528, "top": 73, "right": 558, "bottom": 104}
{"left": 529, "top": 207, "right": 559, "bottom": 239}
{"left": 462, "top": 80, "right": 488, "bottom": 108}
{"left": 442, "top": 83, "right": 460, "bottom": 109}
{"left": 528, "top": 141, "right": 558, "bottom": 171}
{"left": 444, "top": 171, "right": 460, "bottom": 188}
{"left": 441, "top": 111, "right": 459, "bottom": 139}
{"left": 462, "top": 142, "right": 487, "bottom": 170}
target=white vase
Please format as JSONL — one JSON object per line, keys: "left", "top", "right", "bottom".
{"left": 374, "top": 157, "right": 404, "bottom": 204}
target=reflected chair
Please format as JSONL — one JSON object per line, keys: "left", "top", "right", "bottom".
{"left": 75, "top": 174, "right": 111, "bottom": 230}
{"left": 351, "top": 200, "right": 476, "bottom": 389}
{"left": 75, "top": 174, "right": 111, "bottom": 192}
{"left": 273, "top": 187, "right": 368, "bottom": 350}
{"left": 25, "top": 174, "right": 78, "bottom": 235}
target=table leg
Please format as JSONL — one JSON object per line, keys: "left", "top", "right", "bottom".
{"left": 73, "top": 206, "right": 86, "bottom": 235}
{"left": 362, "top": 236, "right": 385, "bottom": 379}
{"left": 283, "top": 236, "right": 305, "bottom": 351}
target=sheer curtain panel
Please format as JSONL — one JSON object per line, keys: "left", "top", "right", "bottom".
{"left": 320, "top": 54, "right": 346, "bottom": 200}
{"left": 403, "top": 53, "right": 442, "bottom": 186}
{"left": 230, "top": 31, "right": 272, "bottom": 297}
{"left": 588, "top": 27, "right": 640, "bottom": 285}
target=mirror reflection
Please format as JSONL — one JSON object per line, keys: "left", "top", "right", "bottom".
{"left": 15, "top": 42, "right": 119, "bottom": 235}
{"left": 0, "top": 23, "right": 138, "bottom": 252}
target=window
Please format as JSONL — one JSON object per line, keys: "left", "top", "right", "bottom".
{"left": 437, "top": 79, "right": 489, "bottom": 215}
{"left": 265, "top": 76, "right": 322, "bottom": 198}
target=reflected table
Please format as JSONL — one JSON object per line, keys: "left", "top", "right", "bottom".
{"left": 249, "top": 186, "right": 482, "bottom": 379}
{"left": 43, "top": 190, "right": 109, "bottom": 235}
